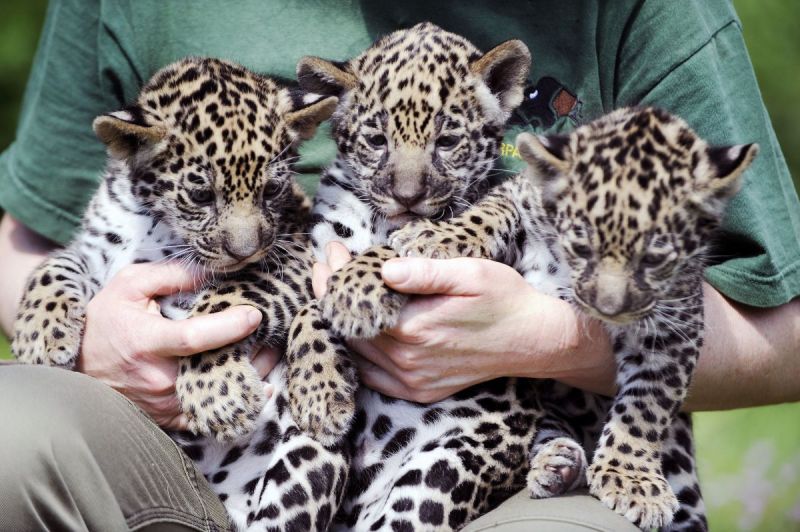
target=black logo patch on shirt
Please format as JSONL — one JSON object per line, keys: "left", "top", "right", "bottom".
{"left": 510, "top": 76, "right": 582, "bottom": 129}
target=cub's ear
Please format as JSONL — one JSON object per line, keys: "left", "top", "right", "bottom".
{"left": 699, "top": 143, "right": 759, "bottom": 198}
{"left": 92, "top": 108, "right": 166, "bottom": 159}
{"left": 296, "top": 56, "right": 357, "bottom": 97}
{"left": 286, "top": 95, "right": 339, "bottom": 140}
{"left": 516, "top": 132, "right": 571, "bottom": 185}
{"left": 470, "top": 40, "right": 531, "bottom": 117}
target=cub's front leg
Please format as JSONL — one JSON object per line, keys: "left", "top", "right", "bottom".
{"left": 12, "top": 250, "right": 94, "bottom": 368}
{"left": 319, "top": 245, "right": 407, "bottom": 339}
{"left": 285, "top": 301, "right": 358, "bottom": 445}
{"left": 389, "top": 176, "right": 526, "bottom": 261}
{"left": 587, "top": 301, "right": 702, "bottom": 530}
{"left": 176, "top": 265, "right": 309, "bottom": 441}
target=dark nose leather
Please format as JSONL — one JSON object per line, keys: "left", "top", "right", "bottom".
{"left": 392, "top": 186, "right": 426, "bottom": 208}
{"left": 222, "top": 228, "right": 265, "bottom": 261}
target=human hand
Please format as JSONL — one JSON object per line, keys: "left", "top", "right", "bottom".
{"left": 313, "top": 242, "right": 615, "bottom": 402}
{"left": 77, "top": 262, "right": 279, "bottom": 430}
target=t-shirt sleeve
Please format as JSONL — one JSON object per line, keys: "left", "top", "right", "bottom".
{"left": 612, "top": 1, "right": 800, "bottom": 307}
{"left": 0, "top": 0, "right": 132, "bottom": 245}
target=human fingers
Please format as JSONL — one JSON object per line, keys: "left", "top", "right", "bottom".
{"left": 381, "top": 257, "right": 505, "bottom": 296}
{"left": 160, "top": 412, "right": 190, "bottom": 432}
{"left": 144, "top": 305, "right": 262, "bottom": 357}
{"left": 354, "top": 355, "right": 443, "bottom": 403}
{"left": 348, "top": 337, "right": 405, "bottom": 377}
{"left": 132, "top": 390, "right": 189, "bottom": 431}
{"left": 106, "top": 262, "right": 204, "bottom": 300}
{"left": 146, "top": 299, "right": 162, "bottom": 315}
{"left": 312, "top": 262, "right": 333, "bottom": 298}
{"left": 326, "top": 241, "right": 352, "bottom": 271}
{"left": 252, "top": 346, "right": 281, "bottom": 379}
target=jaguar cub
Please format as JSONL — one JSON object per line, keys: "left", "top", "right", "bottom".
{"left": 11, "top": 57, "right": 336, "bottom": 441}
{"left": 392, "top": 106, "right": 757, "bottom": 530}
{"left": 12, "top": 58, "right": 355, "bottom": 531}
{"left": 286, "top": 23, "right": 542, "bottom": 530}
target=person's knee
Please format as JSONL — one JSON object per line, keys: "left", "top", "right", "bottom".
{"left": 0, "top": 365, "right": 122, "bottom": 474}
{"left": 0, "top": 365, "right": 229, "bottom": 532}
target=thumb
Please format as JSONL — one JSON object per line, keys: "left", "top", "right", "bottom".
{"left": 381, "top": 257, "right": 485, "bottom": 296}
{"left": 143, "top": 305, "right": 262, "bottom": 357}
{"left": 109, "top": 262, "right": 204, "bottom": 300}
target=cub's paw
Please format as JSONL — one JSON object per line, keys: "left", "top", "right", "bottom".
{"left": 527, "top": 437, "right": 587, "bottom": 499}
{"left": 176, "top": 345, "right": 264, "bottom": 441}
{"left": 289, "top": 376, "right": 356, "bottom": 446}
{"left": 389, "top": 218, "right": 493, "bottom": 259}
{"left": 286, "top": 302, "right": 359, "bottom": 445}
{"left": 320, "top": 246, "right": 406, "bottom": 338}
{"left": 12, "top": 300, "right": 83, "bottom": 368}
{"left": 588, "top": 459, "right": 679, "bottom": 529}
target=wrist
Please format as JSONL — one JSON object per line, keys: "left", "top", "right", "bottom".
{"left": 514, "top": 292, "right": 616, "bottom": 395}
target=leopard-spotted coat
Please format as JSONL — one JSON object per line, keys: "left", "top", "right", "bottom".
{"left": 284, "top": 23, "right": 545, "bottom": 530}
{"left": 12, "top": 57, "right": 350, "bottom": 531}
{"left": 390, "top": 106, "right": 758, "bottom": 530}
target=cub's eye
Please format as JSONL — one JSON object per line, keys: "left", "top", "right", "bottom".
{"left": 366, "top": 134, "right": 387, "bottom": 148}
{"left": 436, "top": 135, "right": 460, "bottom": 149}
{"left": 570, "top": 242, "right": 593, "bottom": 259}
{"left": 263, "top": 179, "right": 283, "bottom": 199}
{"left": 188, "top": 188, "right": 214, "bottom": 205}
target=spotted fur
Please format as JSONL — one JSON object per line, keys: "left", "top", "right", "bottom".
{"left": 285, "top": 23, "right": 543, "bottom": 530}
{"left": 390, "top": 106, "right": 757, "bottom": 530}
{"left": 12, "top": 57, "right": 350, "bottom": 531}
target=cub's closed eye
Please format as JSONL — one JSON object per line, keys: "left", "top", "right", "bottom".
{"left": 366, "top": 134, "right": 387, "bottom": 148}
{"left": 641, "top": 253, "right": 666, "bottom": 267}
{"left": 263, "top": 180, "right": 283, "bottom": 198}
{"left": 436, "top": 135, "right": 460, "bottom": 149}
{"left": 571, "top": 242, "right": 593, "bottom": 259}
{"left": 188, "top": 188, "right": 214, "bottom": 205}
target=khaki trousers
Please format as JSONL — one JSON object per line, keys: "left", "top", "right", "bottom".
{"left": 0, "top": 365, "right": 636, "bottom": 531}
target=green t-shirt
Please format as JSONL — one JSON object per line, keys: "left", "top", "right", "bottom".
{"left": 1, "top": 0, "right": 798, "bottom": 307}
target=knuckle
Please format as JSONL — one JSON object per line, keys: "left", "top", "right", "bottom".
{"left": 394, "top": 318, "right": 428, "bottom": 344}
{"left": 402, "top": 371, "right": 428, "bottom": 390}
{"left": 177, "top": 325, "right": 201, "bottom": 353}
{"left": 393, "top": 350, "right": 419, "bottom": 372}
{"left": 418, "top": 391, "right": 440, "bottom": 403}
{"left": 467, "top": 257, "right": 491, "bottom": 277}
{"left": 419, "top": 259, "right": 439, "bottom": 284}
{"left": 127, "top": 347, "right": 147, "bottom": 364}
{"left": 406, "top": 389, "right": 434, "bottom": 403}
{"left": 141, "top": 370, "right": 174, "bottom": 394}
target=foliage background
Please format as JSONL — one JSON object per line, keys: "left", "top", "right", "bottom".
{"left": 0, "top": 1, "right": 798, "bottom": 529}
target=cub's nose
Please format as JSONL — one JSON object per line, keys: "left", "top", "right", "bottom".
{"left": 222, "top": 227, "right": 267, "bottom": 261}
{"left": 391, "top": 176, "right": 428, "bottom": 209}
{"left": 392, "top": 187, "right": 426, "bottom": 208}
{"left": 595, "top": 296, "right": 626, "bottom": 318}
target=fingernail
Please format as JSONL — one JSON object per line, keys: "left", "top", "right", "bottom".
{"left": 325, "top": 241, "right": 335, "bottom": 259}
{"left": 247, "top": 308, "right": 262, "bottom": 328}
{"left": 263, "top": 383, "right": 274, "bottom": 398}
{"left": 382, "top": 259, "right": 409, "bottom": 284}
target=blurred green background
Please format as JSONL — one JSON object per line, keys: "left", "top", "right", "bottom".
{"left": 0, "top": 2, "right": 798, "bottom": 530}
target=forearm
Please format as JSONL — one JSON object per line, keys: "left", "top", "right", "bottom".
{"left": 0, "top": 215, "right": 56, "bottom": 336}
{"left": 686, "top": 284, "right": 800, "bottom": 410}
{"left": 545, "top": 282, "right": 800, "bottom": 411}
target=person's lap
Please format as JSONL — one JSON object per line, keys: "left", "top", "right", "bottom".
{"left": 0, "top": 364, "right": 634, "bottom": 531}
{"left": 0, "top": 364, "right": 230, "bottom": 532}
{"left": 465, "top": 491, "right": 638, "bottom": 531}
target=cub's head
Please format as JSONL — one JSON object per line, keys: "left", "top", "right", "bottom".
{"left": 93, "top": 57, "right": 336, "bottom": 271}
{"left": 518, "top": 107, "right": 758, "bottom": 324}
{"left": 297, "top": 22, "right": 530, "bottom": 221}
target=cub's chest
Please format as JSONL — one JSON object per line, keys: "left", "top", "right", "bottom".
{"left": 86, "top": 208, "right": 196, "bottom": 319}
